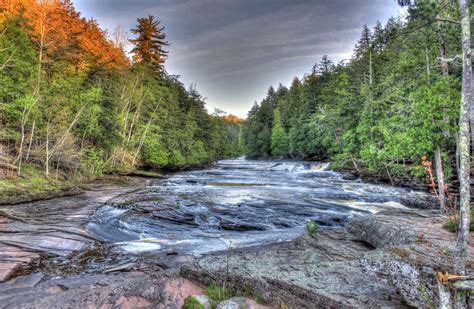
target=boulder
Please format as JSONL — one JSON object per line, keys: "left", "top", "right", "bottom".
{"left": 193, "top": 294, "right": 213, "bottom": 309}
{"left": 217, "top": 297, "right": 268, "bottom": 309}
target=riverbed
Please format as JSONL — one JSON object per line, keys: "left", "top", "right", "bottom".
{"left": 87, "top": 159, "right": 432, "bottom": 256}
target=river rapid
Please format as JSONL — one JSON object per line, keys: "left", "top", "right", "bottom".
{"left": 87, "top": 158, "right": 432, "bottom": 256}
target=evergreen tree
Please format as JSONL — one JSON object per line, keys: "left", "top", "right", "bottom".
{"left": 130, "top": 15, "right": 169, "bottom": 70}
{"left": 271, "top": 109, "right": 288, "bottom": 157}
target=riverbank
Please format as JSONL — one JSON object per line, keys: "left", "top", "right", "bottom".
{"left": 0, "top": 163, "right": 164, "bottom": 205}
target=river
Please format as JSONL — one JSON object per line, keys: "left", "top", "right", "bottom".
{"left": 87, "top": 158, "right": 432, "bottom": 256}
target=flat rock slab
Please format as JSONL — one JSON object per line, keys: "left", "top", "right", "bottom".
{"left": 0, "top": 181, "right": 148, "bottom": 282}
{"left": 0, "top": 245, "right": 40, "bottom": 281}
{"left": 0, "top": 271, "right": 204, "bottom": 309}
{"left": 181, "top": 230, "right": 408, "bottom": 308}
{"left": 217, "top": 297, "right": 268, "bottom": 309}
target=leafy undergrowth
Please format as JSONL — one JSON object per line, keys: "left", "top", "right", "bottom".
{"left": 0, "top": 164, "right": 75, "bottom": 204}
{"left": 183, "top": 296, "right": 204, "bottom": 309}
{"left": 443, "top": 215, "right": 474, "bottom": 233}
{"left": 206, "top": 284, "right": 267, "bottom": 305}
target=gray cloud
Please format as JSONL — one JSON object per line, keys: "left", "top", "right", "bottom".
{"left": 74, "top": 0, "right": 403, "bottom": 117}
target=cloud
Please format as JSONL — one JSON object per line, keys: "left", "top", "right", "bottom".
{"left": 73, "top": 0, "right": 403, "bottom": 117}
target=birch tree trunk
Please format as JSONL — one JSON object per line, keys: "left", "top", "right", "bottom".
{"left": 435, "top": 146, "right": 446, "bottom": 210}
{"left": 45, "top": 121, "right": 50, "bottom": 177}
{"left": 427, "top": 42, "right": 448, "bottom": 210}
{"left": 454, "top": 0, "right": 472, "bottom": 278}
{"left": 25, "top": 118, "right": 35, "bottom": 161}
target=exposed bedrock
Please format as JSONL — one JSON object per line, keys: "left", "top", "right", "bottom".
{"left": 0, "top": 270, "right": 204, "bottom": 309}
{"left": 181, "top": 230, "right": 408, "bottom": 308}
{"left": 348, "top": 209, "right": 474, "bottom": 308}
{"left": 182, "top": 208, "right": 474, "bottom": 308}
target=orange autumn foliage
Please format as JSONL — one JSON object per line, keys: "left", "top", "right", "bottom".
{"left": 222, "top": 114, "right": 244, "bottom": 123}
{"left": 0, "top": 0, "right": 129, "bottom": 70}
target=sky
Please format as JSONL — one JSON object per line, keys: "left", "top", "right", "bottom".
{"left": 74, "top": 0, "right": 404, "bottom": 118}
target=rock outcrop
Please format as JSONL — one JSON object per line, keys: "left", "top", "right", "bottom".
{"left": 348, "top": 209, "right": 474, "bottom": 308}
{"left": 182, "top": 208, "right": 474, "bottom": 308}
{"left": 0, "top": 181, "right": 147, "bottom": 282}
{"left": 181, "top": 230, "right": 408, "bottom": 308}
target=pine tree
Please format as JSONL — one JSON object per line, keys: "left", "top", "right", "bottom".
{"left": 130, "top": 15, "right": 169, "bottom": 70}
{"left": 271, "top": 109, "right": 288, "bottom": 157}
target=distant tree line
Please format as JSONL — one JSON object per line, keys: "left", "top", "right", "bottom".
{"left": 0, "top": 0, "right": 245, "bottom": 177}
{"left": 244, "top": 2, "right": 463, "bottom": 189}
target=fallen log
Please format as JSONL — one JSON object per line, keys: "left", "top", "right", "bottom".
{"left": 0, "top": 161, "right": 18, "bottom": 171}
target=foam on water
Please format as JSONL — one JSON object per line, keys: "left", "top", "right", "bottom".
{"left": 87, "top": 159, "right": 433, "bottom": 255}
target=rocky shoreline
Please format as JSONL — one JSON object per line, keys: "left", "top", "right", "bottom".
{"left": 0, "top": 175, "right": 472, "bottom": 308}
{"left": 182, "top": 208, "right": 474, "bottom": 308}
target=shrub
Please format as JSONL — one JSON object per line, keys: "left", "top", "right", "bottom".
{"left": 443, "top": 216, "right": 474, "bottom": 233}
{"left": 183, "top": 296, "right": 204, "bottom": 309}
{"left": 305, "top": 220, "right": 319, "bottom": 236}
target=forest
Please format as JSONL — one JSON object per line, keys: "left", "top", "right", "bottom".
{"left": 0, "top": 0, "right": 245, "bottom": 180}
{"left": 243, "top": 1, "right": 471, "bottom": 209}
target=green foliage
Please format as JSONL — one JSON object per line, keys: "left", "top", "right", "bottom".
{"left": 206, "top": 284, "right": 235, "bottom": 302}
{"left": 130, "top": 15, "right": 169, "bottom": 70}
{"left": 182, "top": 296, "right": 204, "bottom": 309}
{"left": 255, "top": 295, "right": 267, "bottom": 305}
{"left": 141, "top": 138, "right": 169, "bottom": 167}
{"left": 443, "top": 216, "right": 474, "bottom": 233}
{"left": 305, "top": 220, "right": 319, "bottom": 236}
{"left": 271, "top": 109, "right": 289, "bottom": 156}
{"left": 84, "top": 148, "right": 109, "bottom": 175}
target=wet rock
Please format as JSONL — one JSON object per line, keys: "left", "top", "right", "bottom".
{"left": 219, "top": 220, "right": 267, "bottom": 231}
{"left": 0, "top": 180, "right": 149, "bottom": 284}
{"left": 114, "top": 295, "right": 152, "bottom": 309}
{"left": 57, "top": 283, "right": 69, "bottom": 291}
{"left": 3, "top": 273, "right": 44, "bottom": 289}
{"left": 165, "top": 248, "right": 179, "bottom": 256}
{"left": 0, "top": 245, "right": 40, "bottom": 282}
{"left": 102, "top": 262, "right": 137, "bottom": 274}
{"left": 342, "top": 173, "right": 358, "bottom": 181}
{"left": 397, "top": 195, "right": 437, "bottom": 209}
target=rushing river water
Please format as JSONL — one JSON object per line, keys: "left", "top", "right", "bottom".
{"left": 87, "top": 159, "right": 432, "bottom": 256}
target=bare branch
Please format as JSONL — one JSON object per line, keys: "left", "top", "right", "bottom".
{"left": 0, "top": 49, "right": 16, "bottom": 71}
{"left": 436, "top": 17, "right": 461, "bottom": 25}
{"left": 437, "top": 55, "right": 462, "bottom": 63}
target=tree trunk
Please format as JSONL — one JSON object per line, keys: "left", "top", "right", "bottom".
{"left": 435, "top": 38, "right": 449, "bottom": 211}
{"left": 16, "top": 106, "right": 27, "bottom": 176}
{"left": 434, "top": 146, "right": 446, "bottom": 210}
{"left": 45, "top": 122, "right": 50, "bottom": 178}
{"left": 25, "top": 118, "right": 35, "bottom": 161}
{"left": 454, "top": 0, "right": 472, "bottom": 278}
